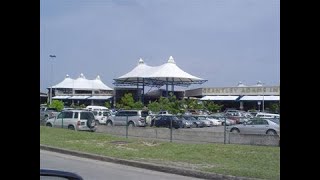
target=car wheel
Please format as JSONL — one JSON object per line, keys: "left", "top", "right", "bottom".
{"left": 266, "top": 130, "right": 277, "bottom": 135}
{"left": 231, "top": 128, "right": 240, "bottom": 133}
{"left": 106, "top": 120, "right": 113, "bottom": 126}
{"left": 46, "top": 123, "right": 52, "bottom": 127}
{"left": 95, "top": 120, "right": 100, "bottom": 125}
{"left": 87, "top": 118, "right": 95, "bottom": 128}
{"left": 128, "top": 122, "right": 135, "bottom": 127}
{"left": 68, "top": 125, "right": 75, "bottom": 130}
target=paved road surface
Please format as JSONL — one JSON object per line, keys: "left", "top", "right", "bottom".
{"left": 40, "top": 150, "right": 203, "bottom": 180}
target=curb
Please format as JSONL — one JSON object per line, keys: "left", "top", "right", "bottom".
{"left": 40, "top": 144, "right": 260, "bottom": 180}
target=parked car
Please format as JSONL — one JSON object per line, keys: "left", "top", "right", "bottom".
{"left": 107, "top": 110, "right": 147, "bottom": 127}
{"left": 193, "top": 116, "right": 213, "bottom": 127}
{"left": 227, "top": 118, "right": 280, "bottom": 135}
{"left": 85, "top": 105, "right": 110, "bottom": 124}
{"left": 40, "top": 107, "right": 59, "bottom": 121}
{"left": 177, "top": 116, "right": 193, "bottom": 128}
{"left": 255, "top": 112, "right": 280, "bottom": 119}
{"left": 198, "top": 115, "right": 222, "bottom": 126}
{"left": 158, "top": 110, "right": 170, "bottom": 115}
{"left": 151, "top": 115, "right": 183, "bottom": 129}
{"left": 209, "top": 113, "right": 235, "bottom": 126}
{"left": 182, "top": 116, "right": 206, "bottom": 128}
{"left": 45, "top": 110, "right": 96, "bottom": 132}
{"left": 93, "top": 111, "right": 113, "bottom": 125}
{"left": 267, "top": 118, "right": 280, "bottom": 125}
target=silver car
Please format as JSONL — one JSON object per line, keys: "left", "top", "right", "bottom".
{"left": 107, "top": 110, "right": 147, "bottom": 127}
{"left": 227, "top": 118, "right": 280, "bottom": 135}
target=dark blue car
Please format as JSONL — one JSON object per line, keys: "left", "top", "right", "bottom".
{"left": 152, "top": 115, "right": 183, "bottom": 129}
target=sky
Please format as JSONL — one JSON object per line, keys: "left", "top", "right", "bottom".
{"left": 40, "top": 0, "right": 280, "bottom": 92}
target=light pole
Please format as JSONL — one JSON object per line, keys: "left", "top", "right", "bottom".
{"left": 257, "top": 81, "right": 264, "bottom": 112}
{"left": 49, "top": 55, "right": 56, "bottom": 105}
{"left": 262, "top": 87, "right": 265, "bottom": 112}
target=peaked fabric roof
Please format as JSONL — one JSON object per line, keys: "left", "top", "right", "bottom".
{"left": 50, "top": 74, "right": 113, "bottom": 90}
{"left": 117, "top": 58, "right": 156, "bottom": 82}
{"left": 145, "top": 56, "right": 204, "bottom": 82}
{"left": 114, "top": 56, "right": 207, "bottom": 87}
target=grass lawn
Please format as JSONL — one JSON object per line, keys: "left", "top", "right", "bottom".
{"left": 40, "top": 126, "right": 279, "bottom": 179}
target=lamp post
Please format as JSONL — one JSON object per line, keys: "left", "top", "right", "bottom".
{"left": 257, "top": 81, "right": 264, "bottom": 112}
{"left": 262, "top": 87, "right": 265, "bottom": 112}
{"left": 49, "top": 55, "right": 56, "bottom": 105}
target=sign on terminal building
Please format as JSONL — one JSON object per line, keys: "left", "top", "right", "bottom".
{"left": 201, "top": 86, "right": 280, "bottom": 96}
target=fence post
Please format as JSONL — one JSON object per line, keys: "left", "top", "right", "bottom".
{"left": 126, "top": 115, "right": 128, "bottom": 139}
{"left": 61, "top": 114, "right": 64, "bottom": 129}
{"left": 224, "top": 118, "right": 226, "bottom": 144}
{"left": 170, "top": 118, "right": 172, "bottom": 142}
{"left": 155, "top": 128, "right": 158, "bottom": 139}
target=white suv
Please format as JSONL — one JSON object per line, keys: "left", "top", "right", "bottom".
{"left": 45, "top": 110, "right": 96, "bottom": 132}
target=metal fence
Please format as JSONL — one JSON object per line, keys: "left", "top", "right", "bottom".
{"left": 95, "top": 125, "right": 280, "bottom": 146}
{"left": 40, "top": 117, "right": 280, "bottom": 147}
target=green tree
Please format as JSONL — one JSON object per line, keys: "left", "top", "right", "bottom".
{"left": 185, "top": 99, "right": 203, "bottom": 110}
{"left": 269, "top": 103, "right": 280, "bottom": 114}
{"left": 133, "top": 101, "right": 144, "bottom": 109}
{"left": 49, "top": 100, "right": 64, "bottom": 111}
{"left": 167, "top": 93, "right": 181, "bottom": 114}
{"left": 158, "top": 96, "right": 171, "bottom": 112}
{"left": 147, "top": 100, "right": 161, "bottom": 112}
{"left": 117, "top": 93, "right": 135, "bottom": 109}
{"left": 104, "top": 101, "right": 111, "bottom": 109}
{"left": 203, "top": 101, "right": 223, "bottom": 113}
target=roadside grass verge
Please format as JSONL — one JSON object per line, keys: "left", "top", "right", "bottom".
{"left": 40, "top": 126, "right": 279, "bottom": 179}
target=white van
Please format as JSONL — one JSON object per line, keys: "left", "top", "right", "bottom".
{"left": 85, "top": 106, "right": 110, "bottom": 124}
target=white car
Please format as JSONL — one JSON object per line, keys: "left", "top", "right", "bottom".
{"left": 255, "top": 112, "right": 280, "bottom": 119}
{"left": 206, "top": 116, "right": 222, "bottom": 126}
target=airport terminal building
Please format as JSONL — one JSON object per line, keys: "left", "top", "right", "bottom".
{"left": 43, "top": 57, "right": 279, "bottom": 112}
{"left": 185, "top": 82, "right": 280, "bottom": 111}
{"left": 47, "top": 73, "right": 113, "bottom": 106}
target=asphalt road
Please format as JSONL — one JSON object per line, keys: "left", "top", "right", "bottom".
{"left": 40, "top": 150, "right": 203, "bottom": 180}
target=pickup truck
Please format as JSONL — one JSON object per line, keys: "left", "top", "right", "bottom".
{"left": 40, "top": 107, "right": 59, "bottom": 121}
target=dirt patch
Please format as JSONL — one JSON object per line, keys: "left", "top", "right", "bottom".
{"left": 141, "top": 140, "right": 160, "bottom": 147}
{"left": 109, "top": 141, "right": 131, "bottom": 145}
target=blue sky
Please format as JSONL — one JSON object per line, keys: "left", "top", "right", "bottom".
{"left": 40, "top": 0, "right": 280, "bottom": 92}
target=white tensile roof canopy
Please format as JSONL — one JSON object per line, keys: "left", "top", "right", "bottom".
{"left": 114, "top": 56, "right": 207, "bottom": 87}
{"left": 50, "top": 74, "right": 113, "bottom": 90}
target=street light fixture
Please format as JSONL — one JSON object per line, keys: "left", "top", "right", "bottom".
{"left": 257, "top": 101, "right": 261, "bottom": 112}
{"left": 49, "top": 55, "right": 56, "bottom": 105}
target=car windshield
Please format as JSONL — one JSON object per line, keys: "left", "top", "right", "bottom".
{"left": 141, "top": 111, "right": 149, "bottom": 117}
{"left": 269, "top": 118, "right": 280, "bottom": 125}
{"left": 171, "top": 116, "right": 179, "bottom": 120}
{"left": 103, "top": 112, "right": 110, "bottom": 116}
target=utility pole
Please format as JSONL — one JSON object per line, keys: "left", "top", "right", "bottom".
{"left": 49, "top": 55, "right": 56, "bottom": 105}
